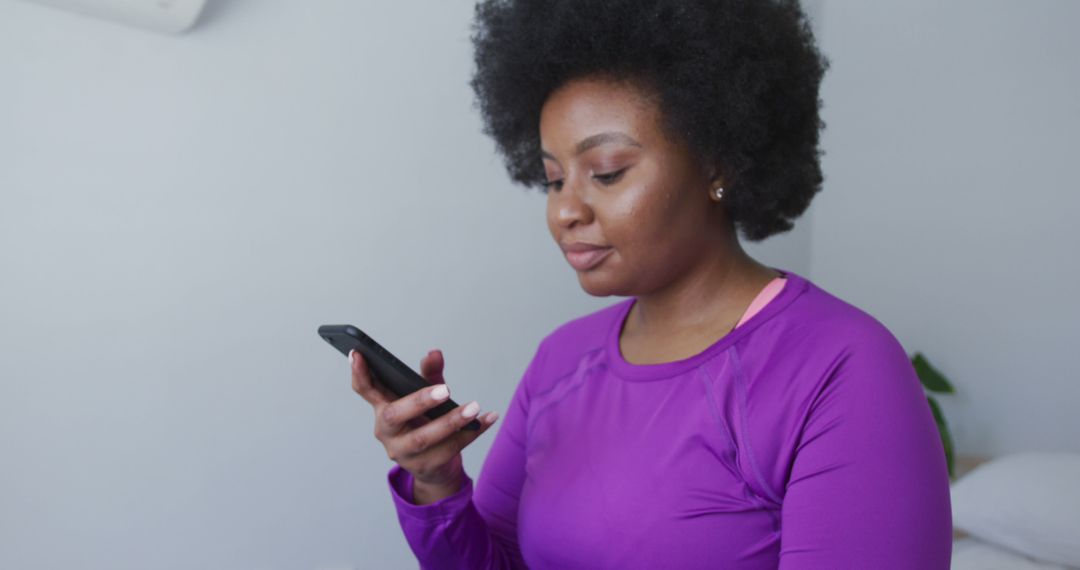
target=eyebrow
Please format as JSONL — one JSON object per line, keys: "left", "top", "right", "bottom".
{"left": 540, "top": 131, "right": 642, "bottom": 161}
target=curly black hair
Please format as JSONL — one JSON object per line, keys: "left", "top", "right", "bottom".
{"left": 468, "top": 0, "right": 830, "bottom": 241}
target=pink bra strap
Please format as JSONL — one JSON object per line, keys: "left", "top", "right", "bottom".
{"left": 733, "top": 277, "right": 787, "bottom": 329}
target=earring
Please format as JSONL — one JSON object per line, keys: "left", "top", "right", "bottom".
{"left": 712, "top": 186, "right": 724, "bottom": 201}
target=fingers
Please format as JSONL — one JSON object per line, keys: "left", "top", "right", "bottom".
{"left": 385, "top": 403, "right": 500, "bottom": 468}
{"left": 409, "top": 418, "right": 498, "bottom": 475}
{"left": 377, "top": 381, "right": 460, "bottom": 438}
{"left": 350, "top": 345, "right": 500, "bottom": 476}
{"left": 350, "top": 349, "right": 395, "bottom": 405}
{"left": 419, "top": 349, "right": 446, "bottom": 385}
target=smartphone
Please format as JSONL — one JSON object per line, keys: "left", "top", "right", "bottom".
{"left": 318, "top": 324, "right": 481, "bottom": 431}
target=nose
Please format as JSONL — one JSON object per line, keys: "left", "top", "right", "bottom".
{"left": 549, "top": 175, "right": 594, "bottom": 229}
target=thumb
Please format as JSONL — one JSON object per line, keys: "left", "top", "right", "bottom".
{"left": 420, "top": 349, "right": 446, "bottom": 385}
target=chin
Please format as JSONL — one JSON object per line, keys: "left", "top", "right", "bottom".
{"left": 575, "top": 271, "right": 626, "bottom": 297}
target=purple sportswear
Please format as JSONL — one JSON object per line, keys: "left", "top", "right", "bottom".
{"left": 386, "top": 268, "right": 952, "bottom": 569}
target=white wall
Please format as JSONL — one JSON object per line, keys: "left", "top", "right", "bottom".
{"left": 0, "top": 1, "right": 808, "bottom": 568}
{"left": 813, "top": 0, "right": 1080, "bottom": 457}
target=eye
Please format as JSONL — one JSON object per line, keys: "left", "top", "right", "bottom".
{"left": 541, "top": 179, "right": 563, "bottom": 192}
{"left": 593, "top": 168, "right": 626, "bottom": 186}
{"left": 542, "top": 167, "right": 626, "bottom": 192}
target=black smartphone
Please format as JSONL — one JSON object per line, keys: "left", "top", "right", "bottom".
{"left": 318, "top": 324, "right": 481, "bottom": 430}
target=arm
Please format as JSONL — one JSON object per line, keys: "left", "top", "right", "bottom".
{"left": 778, "top": 330, "right": 953, "bottom": 569}
{"left": 386, "top": 342, "right": 545, "bottom": 570}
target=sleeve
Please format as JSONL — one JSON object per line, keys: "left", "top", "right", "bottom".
{"left": 777, "top": 328, "right": 953, "bottom": 569}
{"left": 385, "top": 340, "right": 547, "bottom": 570}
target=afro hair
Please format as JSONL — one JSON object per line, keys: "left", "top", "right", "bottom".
{"left": 468, "top": 0, "right": 830, "bottom": 241}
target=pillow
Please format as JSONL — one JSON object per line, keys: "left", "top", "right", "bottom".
{"left": 951, "top": 452, "right": 1080, "bottom": 568}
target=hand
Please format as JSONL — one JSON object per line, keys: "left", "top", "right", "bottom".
{"left": 349, "top": 348, "right": 499, "bottom": 489}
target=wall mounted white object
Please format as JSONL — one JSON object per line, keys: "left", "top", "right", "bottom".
{"left": 21, "top": 0, "right": 209, "bottom": 34}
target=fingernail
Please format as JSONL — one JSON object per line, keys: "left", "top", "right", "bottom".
{"left": 430, "top": 385, "right": 449, "bottom": 401}
{"left": 484, "top": 411, "right": 499, "bottom": 423}
{"left": 461, "top": 401, "right": 480, "bottom": 418}
{"left": 348, "top": 349, "right": 355, "bottom": 364}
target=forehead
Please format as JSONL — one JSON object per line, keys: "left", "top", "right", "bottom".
{"left": 539, "top": 77, "right": 660, "bottom": 146}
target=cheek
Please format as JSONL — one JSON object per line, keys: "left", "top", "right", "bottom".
{"left": 605, "top": 184, "right": 698, "bottom": 273}
{"left": 607, "top": 184, "right": 675, "bottom": 240}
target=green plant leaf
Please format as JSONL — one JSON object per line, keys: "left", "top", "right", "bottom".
{"left": 912, "top": 352, "right": 955, "bottom": 394}
{"left": 927, "top": 395, "right": 956, "bottom": 480}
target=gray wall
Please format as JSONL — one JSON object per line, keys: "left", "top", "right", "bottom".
{"left": 0, "top": 1, "right": 807, "bottom": 568}
{"left": 813, "top": 0, "right": 1080, "bottom": 456}
{"left": 6, "top": 0, "right": 1075, "bottom": 568}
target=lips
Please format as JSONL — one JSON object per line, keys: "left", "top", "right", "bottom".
{"left": 563, "top": 247, "right": 613, "bottom": 271}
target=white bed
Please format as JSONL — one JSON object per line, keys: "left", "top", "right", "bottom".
{"left": 949, "top": 453, "right": 1080, "bottom": 570}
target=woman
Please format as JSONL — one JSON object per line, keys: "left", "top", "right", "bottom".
{"left": 349, "top": 0, "right": 952, "bottom": 567}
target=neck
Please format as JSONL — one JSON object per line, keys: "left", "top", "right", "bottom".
{"left": 626, "top": 234, "right": 780, "bottom": 338}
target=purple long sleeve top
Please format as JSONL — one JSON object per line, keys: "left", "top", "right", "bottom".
{"left": 386, "top": 268, "right": 953, "bottom": 569}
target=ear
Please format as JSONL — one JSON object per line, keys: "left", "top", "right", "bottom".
{"left": 704, "top": 160, "right": 726, "bottom": 188}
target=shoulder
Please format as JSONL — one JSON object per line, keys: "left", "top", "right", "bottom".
{"left": 736, "top": 275, "right": 914, "bottom": 403}
{"left": 778, "top": 276, "right": 907, "bottom": 358}
{"left": 773, "top": 278, "right": 918, "bottom": 405}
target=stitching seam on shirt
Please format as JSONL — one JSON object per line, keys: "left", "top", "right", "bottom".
{"left": 526, "top": 347, "right": 604, "bottom": 442}
{"left": 698, "top": 366, "right": 738, "bottom": 456}
{"left": 530, "top": 345, "right": 603, "bottom": 400}
{"left": 700, "top": 359, "right": 780, "bottom": 531}
{"left": 731, "top": 346, "right": 784, "bottom": 506}
{"left": 607, "top": 341, "right": 732, "bottom": 381}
